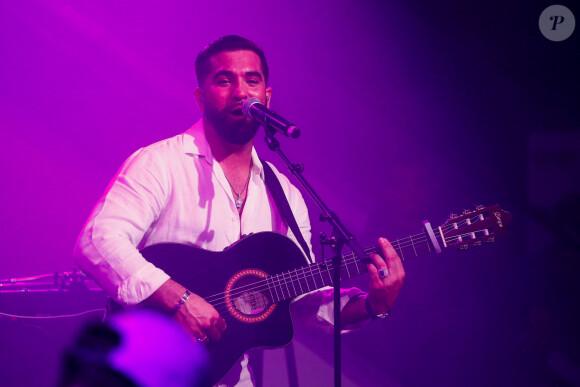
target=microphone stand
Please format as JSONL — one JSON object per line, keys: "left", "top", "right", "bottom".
{"left": 263, "top": 126, "right": 369, "bottom": 387}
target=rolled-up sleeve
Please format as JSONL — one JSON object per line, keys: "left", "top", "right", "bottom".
{"left": 73, "top": 148, "right": 170, "bottom": 307}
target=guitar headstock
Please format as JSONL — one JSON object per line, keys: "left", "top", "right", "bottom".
{"left": 438, "top": 204, "right": 511, "bottom": 249}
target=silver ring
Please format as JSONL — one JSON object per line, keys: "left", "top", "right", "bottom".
{"left": 378, "top": 268, "right": 389, "bottom": 279}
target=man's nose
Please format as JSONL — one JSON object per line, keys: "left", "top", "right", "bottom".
{"left": 232, "top": 79, "right": 249, "bottom": 100}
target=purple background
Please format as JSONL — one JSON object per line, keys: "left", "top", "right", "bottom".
{"left": 1, "top": 1, "right": 579, "bottom": 386}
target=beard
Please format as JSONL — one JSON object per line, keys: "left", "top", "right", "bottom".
{"left": 204, "top": 105, "right": 260, "bottom": 145}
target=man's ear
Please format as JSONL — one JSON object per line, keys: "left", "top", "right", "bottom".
{"left": 194, "top": 87, "right": 205, "bottom": 113}
{"left": 266, "top": 86, "right": 272, "bottom": 109}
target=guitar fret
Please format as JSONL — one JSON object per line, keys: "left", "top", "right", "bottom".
{"left": 346, "top": 254, "right": 357, "bottom": 280}
{"left": 278, "top": 274, "right": 285, "bottom": 301}
{"left": 309, "top": 265, "right": 318, "bottom": 289}
{"left": 307, "top": 267, "right": 316, "bottom": 293}
{"left": 410, "top": 235, "right": 417, "bottom": 256}
{"left": 267, "top": 276, "right": 278, "bottom": 303}
{"left": 292, "top": 270, "right": 300, "bottom": 296}
{"left": 354, "top": 254, "right": 361, "bottom": 275}
{"left": 284, "top": 272, "right": 293, "bottom": 298}
{"left": 302, "top": 267, "right": 311, "bottom": 292}
{"left": 328, "top": 262, "right": 334, "bottom": 286}
{"left": 299, "top": 267, "right": 306, "bottom": 293}
{"left": 274, "top": 276, "right": 281, "bottom": 303}
{"left": 266, "top": 276, "right": 278, "bottom": 303}
{"left": 305, "top": 267, "right": 314, "bottom": 293}
{"left": 322, "top": 262, "right": 333, "bottom": 286}
{"left": 285, "top": 271, "right": 293, "bottom": 298}
{"left": 355, "top": 255, "right": 365, "bottom": 274}
{"left": 290, "top": 271, "right": 298, "bottom": 297}
{"left": 295, "top": 268, "right": 304, "bottom": 294}
{"left": 317, "top": 264, "right": 325, "bottom": 287}
{"left": 312, "top": 265, "right": 320, "bottom": 288}
{"left": 285, "top": 271, "right": 294, "bottom": 298}
{"left": 350, "top": 254, "right": 358, "bottom": 278}
{"left": 274, "top": 274, "right": 283, "bottom": 301}
{"left": 343, "top": 256, "right": 351, "bottom": 279}
{"left": 397, "top": 245, "right": 405, "bottom": 261}
{"left": 276, "top": 277, "right": 283, "bottom": 302}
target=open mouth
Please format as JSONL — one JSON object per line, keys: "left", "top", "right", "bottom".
{"left": 230, "top": 108, "right": 244, "bottom": 116}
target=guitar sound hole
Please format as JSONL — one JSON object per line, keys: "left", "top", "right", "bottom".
{"left": 232, "top": 276, "right": 272, "bottom": 316}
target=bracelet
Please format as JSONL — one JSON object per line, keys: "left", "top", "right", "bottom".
{"left": 172, "top": 289, "right": 192, "bottom": 314}
{"left": 365, "top": 295, "right": 389, "bottom": 320}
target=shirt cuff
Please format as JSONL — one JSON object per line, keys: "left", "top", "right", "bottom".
{"left": 117, "top": 262, "right": 171, "bottom": 307}
{"left": 291, "top": 286, "right": 368, "bottom": 334}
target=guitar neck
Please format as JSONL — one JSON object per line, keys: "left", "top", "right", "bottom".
{"left": 267, "top": 229, "right": 442, "bottom": 303}
{"left": 267, "top": 204, "right": 511, "bottom": 303}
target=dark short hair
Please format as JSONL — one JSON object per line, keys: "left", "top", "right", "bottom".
{"left": 195, "top": 35, "right": 269, "bottom": 86}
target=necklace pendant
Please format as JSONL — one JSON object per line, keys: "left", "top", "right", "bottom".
{"left": 235, "top": 197, "right": 244, "bottom": 209}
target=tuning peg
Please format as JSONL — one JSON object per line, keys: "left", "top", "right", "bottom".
{"left": 463, "top": 209, "right": 470, "bottom": 215}
{"left": 449, "top": 213, "right": 458, "bottom": 219}
{"left": 475, "top": 204, "right": 484, "bottom": 210}
{"left": 458, "top": 245, "right": 468, "bottom": 250}
{"left": 473, "top": 241, "right": 482, "bottom": 246}
{"left": 486, "top": 237, "right": 495, "bottom": 243}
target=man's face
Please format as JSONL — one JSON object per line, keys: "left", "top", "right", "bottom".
{"left": 196, "top": 50, "right": 272, "bottom": 145}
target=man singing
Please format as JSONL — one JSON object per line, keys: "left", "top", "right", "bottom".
{"left": 74, "top": 35, "right": 405, "bottom": 386}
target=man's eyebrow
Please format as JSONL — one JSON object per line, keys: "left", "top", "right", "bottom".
{"left": 212, "top": 70, "right": 234, "bottom": 80}
{"left": 211, "top": 70, "right": 263, "bottom": 81}
{"left": 245, "top": 71, "right": 263, "bottom": 80}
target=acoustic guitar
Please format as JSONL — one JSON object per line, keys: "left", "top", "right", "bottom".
{"left": 140, "top": 204, "right": 511, "bottom": 385}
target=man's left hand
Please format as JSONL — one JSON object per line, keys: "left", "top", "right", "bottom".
{"left": 366, "top": 237, "right": 405, "bottom": 315}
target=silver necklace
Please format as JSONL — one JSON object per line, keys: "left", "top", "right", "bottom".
{"left": 223, "top": 166, "right": 251, "bottom": 209}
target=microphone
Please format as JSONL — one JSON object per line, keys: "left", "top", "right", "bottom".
{"left": 242, "top": 97, "right": 300, "bottom": 138}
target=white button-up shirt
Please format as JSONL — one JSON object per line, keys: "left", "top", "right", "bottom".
{"left": 74, "top": 119, "right": 364, "bottom": 386}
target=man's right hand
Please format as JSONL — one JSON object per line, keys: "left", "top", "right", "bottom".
{"left": 176, "top": 291, "right": 227, "bottom": 342}
{"left": 141, "top": 279, "right": 226, "bottom": 343}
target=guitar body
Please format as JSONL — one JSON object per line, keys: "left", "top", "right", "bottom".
{"left": 141, "top": 232, "right": 308, "bottom": 385}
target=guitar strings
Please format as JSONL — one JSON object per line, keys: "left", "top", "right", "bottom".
{"left": 207, "top": 213, "right": 483, "bottom": 303}
{"left": 208, "top": 218, "right": 478, "bottom": 306}
{"left": 208, "top": 226, "right": 482, "bottom": 318}
{"left": 209, "top": 227, "right": 488, "bottom": 317}
{"left": 205, "top": 213, "right": 483, "bottom": 303}
{"left": 203, "top": 237, "right": 406, "bottom": 305}
{"left": 210, "top": 226, "right": 486, "bottom": 317}
{"left": 206, "top": 229, "right": 482, "bottom": 316}
{"left": 202, "top": 215, "right": 485, "bottom": 306}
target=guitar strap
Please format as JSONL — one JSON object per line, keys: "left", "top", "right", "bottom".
{"left": 261, "top": 159, "right": 313, "bottom": 264}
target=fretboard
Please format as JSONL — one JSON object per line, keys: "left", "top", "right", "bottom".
{"left": 267, "top": 228, "right": 443, "bottom": 303}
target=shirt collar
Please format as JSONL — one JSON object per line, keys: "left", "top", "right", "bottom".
{"left": 182, "top": 119, "right": 265, "bottom": 181}
{"left": 251, "top": 148, "right": 265, "bottom": 181}
{"left": 183, "top": 119, "right": 214, "bottom": 165}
